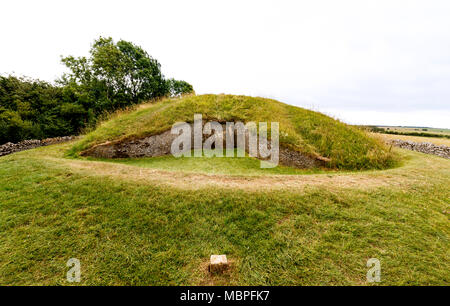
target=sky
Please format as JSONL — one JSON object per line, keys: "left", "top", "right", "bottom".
{"left": 1, "top": 0, "right": 449, "bottom": 128}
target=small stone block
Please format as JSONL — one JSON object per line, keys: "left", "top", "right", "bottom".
{"left": 209, "top": 255, "right": 228, "bottom": 273}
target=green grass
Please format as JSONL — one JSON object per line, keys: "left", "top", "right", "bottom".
{"left": 0, "top": 142, "right": 449, "bottom": 285}
{"left": 68, "top": 94, "right": 398, "bottom": 170}
{"left": 85, "top": 149, "right": 328, "bottom": 176}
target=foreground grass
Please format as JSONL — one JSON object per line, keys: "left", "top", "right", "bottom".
{"left": 0, "top": 143, "right": 449, "bottom": 285}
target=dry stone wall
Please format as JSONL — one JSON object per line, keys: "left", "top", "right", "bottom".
{"left": 388, "top": 139, "right": 450, "bottom": 159}
{"left": 81, "top": 123, "right": 326, "bottom": 168}
{"left": 0, "top": 136, "right": 76, "bottom": 157}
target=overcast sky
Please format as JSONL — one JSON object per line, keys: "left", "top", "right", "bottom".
{"left": 1, "top": 0, "right": 449, "bottom": 128}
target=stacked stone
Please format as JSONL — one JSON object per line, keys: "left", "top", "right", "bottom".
{"left": 0, "top": 136, "right": 76, "bottom": 157}
{"left": 389, "top": 139, "right": 450, "bottom": 159}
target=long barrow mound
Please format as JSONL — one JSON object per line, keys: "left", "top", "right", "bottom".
{"left": 69, "top": 94, "right": 397, "bottom": 170}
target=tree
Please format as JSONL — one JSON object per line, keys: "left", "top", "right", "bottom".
{"left": 61, "top": 37, "right": 192, "bottom": 111}
{"left": 0, "top": 37, "right": 194, "bottom": 144}
{"left": 166, "top": 78, "right": 195, "bottom": 97}
{"left": 0, "top": 75, "right": 87, "bottom": 143}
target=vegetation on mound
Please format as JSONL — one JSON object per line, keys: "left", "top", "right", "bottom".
{"left": 88, "top": 149, "right": 327, "bottom": 176}
{"left": 69, "top": 94, "right": 398, "bottom": 170}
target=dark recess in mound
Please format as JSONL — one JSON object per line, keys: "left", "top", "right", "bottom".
{"left": 81, "top": 122, "right": 327, "bottom": 168}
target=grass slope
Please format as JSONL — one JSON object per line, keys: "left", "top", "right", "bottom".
{"left": 0, "top": 142, "right": 449, "bottom": 285}
{"left": 69, "top": 94, "right": 397, "bottom": 170}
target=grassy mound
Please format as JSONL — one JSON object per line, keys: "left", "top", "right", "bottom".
{"left": 69, "top": 94, "right": 397, "bottom": 170}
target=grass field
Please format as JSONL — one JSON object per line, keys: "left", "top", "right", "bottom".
{"left": 0, "top": 141, "right": 449, "bottom": 285}
{"left": 376, "top": 126, "right": 450, "bottom": 136}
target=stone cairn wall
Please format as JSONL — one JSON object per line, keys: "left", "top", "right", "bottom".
{"left": 81, "top": 122, "right": 327, "bottom": 169}
{"left": 3, "top": 134, "right": 448, "bottom": 161}
{"left": 388, "top": 139, "right": 450, "bottom": 159}
{"left": 0, "top": 136, "right": 76, "bottom": 157}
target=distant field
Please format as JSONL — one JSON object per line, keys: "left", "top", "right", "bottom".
{"left": 374, "top": 133, "right": 450, "bottom": 147}
{"left": 375, "top": 126, "right": 450, "bottom": 136}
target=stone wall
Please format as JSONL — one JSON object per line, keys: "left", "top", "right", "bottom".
{"left": 388, "top": 139, "right": 450, "bottom": 159}
{"left": 0, "top": 136, "right": 76, "bottom": 157}
{"left": 81, "top": 123, "right": 326, "bottom": 168}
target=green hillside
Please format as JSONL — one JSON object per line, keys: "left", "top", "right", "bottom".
{"left": 69, "top": 94, "right": 397, "bottom": 170}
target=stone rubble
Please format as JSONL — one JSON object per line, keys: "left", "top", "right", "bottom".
{"left": 388, "top": 139, "right": 450, "bottom": 159}
{"left": 2, "top": 135, "right": 448, "bottom": 161}
{"left": 0, "top": 136, "right": 76, "bottom": 157}
{"left": 81, "top": 122, "right": 326, "bottom": 168}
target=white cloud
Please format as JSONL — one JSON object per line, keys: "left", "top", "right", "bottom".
{"left": 1, "top": 0, "right": 449, "bottom": 127}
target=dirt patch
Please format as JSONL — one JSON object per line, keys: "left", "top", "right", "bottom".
{"left": 34, "top": 142, "right": 446, "bottom": 192}
{"left": 63, "top": 158, "right": 415, "bottom": 192}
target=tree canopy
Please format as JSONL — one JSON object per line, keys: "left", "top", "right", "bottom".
{"left": 60, "top": 37, "right": 193, "bottom": 111}
{"left": 0, "top": 37, "right": 194, "bottom": 144}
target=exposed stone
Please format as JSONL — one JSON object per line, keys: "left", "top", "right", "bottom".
{"left": 209, "top": 255, "right": 228, "bottom": 273}
{"left": 82, "top": 129, "right": 178, "bottom": 158}
{"left": 279, "top": 147, "right": 322, "bottom": 168}
{"left": 388, "top": 139, "right": 450, "bottom": 159}
{"left": 81, "top": 122, "right": 326, "bottom": 168}
{"left": 0, "top": 136, "right": 76, "bottom": 157}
